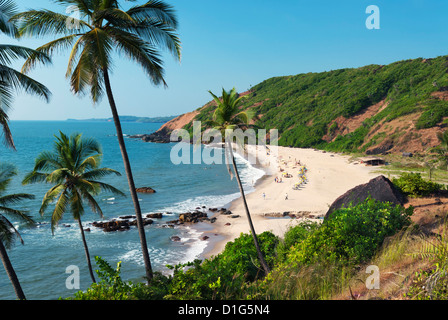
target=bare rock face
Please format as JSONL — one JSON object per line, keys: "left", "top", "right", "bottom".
{"left": 325, "top": 175, "right": 406, "bottom": 220}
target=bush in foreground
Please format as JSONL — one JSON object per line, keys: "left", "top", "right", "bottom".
{"left": 392, "top": 172, "right": 444, "bottom": 197}
{"left": 67, "top": 198, "right": 414, "bottom": 300}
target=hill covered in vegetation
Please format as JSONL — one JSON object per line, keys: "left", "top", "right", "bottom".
{"left": 161, "top": 55, "right": 448, "bottom": 155}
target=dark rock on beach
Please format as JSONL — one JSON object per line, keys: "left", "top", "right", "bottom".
{"left": 325, "top": 175, "right": 406, "bottom": 220}
{"left": 179, "top": 211, "right": 208, "bottom": 223}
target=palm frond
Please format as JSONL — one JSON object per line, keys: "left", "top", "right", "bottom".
{"left": 0, "top": 193, "right": 34, "bottom": 206}
{"left": 12, "top": 9, "right": 91, "bottom": 38}
{"left": 32, "top": 150, "right": 64, "bottom": 173}
{"left": 0, "top": 64, "right": 51, "bottom": 101}
{"left": 22, "top": 171, "right": 48, "bottom": 185}
{"left": 39, "top": 184, "right": 65, "bottom": 217}
{"left": 118, "top": 17, "right": 181, "bottom": 61}
{"left": 0, "top": 0, "right": 18, "bottom": 37}
{"left": 81, "top": 167, "right": 121, "bottom": 180}
{"left": 79, "top": 189, "right": 103, "bottom": 218}
{"left": 0, "top": 44, "right": 51, "bottom": 67}
{"left": 108, "top": 27, "right": 166, "bottom": 86}
{"left": 50, "top": 188, "right": 69, "bottom": 234}
{"left": 89, "top": 180, "right": 126, "bottom": 197}
{"left": 52, "top": 0, "right": 94, "bottom": 18}
{"left": 70, "top": 189, "right": 84, "bottom": 220}
{"left": 0, "top": 108, "right": 14, "bottom": 149}
{"left": 0, "top": 162, "right": 16, "bottom": 191}
{"left": 127, "top": 1, "right": 178, "bottom": 28}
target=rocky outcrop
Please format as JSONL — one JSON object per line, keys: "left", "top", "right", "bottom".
{"left": 130, "top": 129, "right": 171, "bottom": 143}
{"left": 136, "top": 187, "right": 156, "bottom": 194}
{"left": 92, "top": 218, "right": 154, "bottom": 232}
{"left": 325, "top": 175, "right": 406, "bottom": 219}
{"left": 179, "top": 211, "right": 209, "bottom": 223}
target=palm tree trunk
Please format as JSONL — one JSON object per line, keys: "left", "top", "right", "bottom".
{"left": 103, "top": 68, "right": 153, "bottom": 282}
{"left": 226, "top": 141, "right": 271, "bottom": 275}
{"left": 0, "top": 240, "right": 26, "bottom": 300}
{"left": 77, "top": 217, "right": 96, "bottom": 283}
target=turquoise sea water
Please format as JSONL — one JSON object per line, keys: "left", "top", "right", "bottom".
{"left": 0, "top": 121, "right": 265, "bottom": 300}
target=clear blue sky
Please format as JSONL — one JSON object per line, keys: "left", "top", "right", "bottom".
{"left": 6, "top": 0, "right": 448, "bottom": 120}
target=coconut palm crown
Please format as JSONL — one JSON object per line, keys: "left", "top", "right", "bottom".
{"left": 0, "top": 0, "right": 51, "bottom": 149}
{"left": 22, "top": 132, "right": 125, "bottom": 283}
{"left": 207, "top": 88, "right": 270, "bottom": 275}
{"left": 0, "top": 162, "right": 35, "bottom": 300}
{"left": 12, "top": 0, "right": 182, "bottom": 281}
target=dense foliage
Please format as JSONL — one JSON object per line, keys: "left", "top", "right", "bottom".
{"left": 67, "top": 198, "right": 413, "bottom": 300}
{"left": 392, "top": 172, "right": 444, "bottom": 197}
{"left": 187, "top": 56, "right": 448, "bottom": 153}
{"left": 284, "top": 198, "right": 413, "bottom": 266}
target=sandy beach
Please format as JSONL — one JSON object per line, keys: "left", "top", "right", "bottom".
{"left": 200, "top": 146, "right": 379, "bottom": 259}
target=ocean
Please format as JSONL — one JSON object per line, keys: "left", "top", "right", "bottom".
{"left": 0, "top": 121, "right": 265, "bottom": 300}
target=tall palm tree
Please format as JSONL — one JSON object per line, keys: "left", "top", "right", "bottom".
{"left": 22, "top": 132, "right": 125, "bottom": 284}
{"left": 12, "top": 0, "right": 181, "bottom": 282}
{"left": 0, "top": 162, "right": 35, "bottom": 300}
{"left": 208, "top": 87, "right": 271, "bottom": 275}
{"left": 0, "top": 0, "right": 51, "bottom": 149}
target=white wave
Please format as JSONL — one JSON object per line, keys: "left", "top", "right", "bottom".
{"left": 157, "top": 192, "right": 240, "bottom": 214}
{"left": 179, "top": 226, "right": 209, "bottom": 263}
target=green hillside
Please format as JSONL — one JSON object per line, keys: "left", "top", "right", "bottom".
{"left": 182, "top": 55, "right": 448, "bottom": 154}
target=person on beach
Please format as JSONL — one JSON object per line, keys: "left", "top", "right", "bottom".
{"left": 262, "top": 192, "right": 266, "bottom": 200}
{"left": 285, "top": 193, "right": 288, "bottom": 200}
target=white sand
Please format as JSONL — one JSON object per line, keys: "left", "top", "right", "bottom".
{"left": 201, "top": 146, "right": 379, "bottom": 259}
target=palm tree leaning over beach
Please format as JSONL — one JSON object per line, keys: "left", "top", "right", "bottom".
{"left": 12, "top": 0, "right": 181, "bottom": 282}
{"left": 0, "top": 162, "right": 35, "bottom": 300}
{"left": 0, "top": 0, "right": 51, "bottom": 149}
{"left": 23, "top": 132, "right": 125, "bottom": 284}
{"left": 207, "top": 87, "right": 271, "bottom": 275}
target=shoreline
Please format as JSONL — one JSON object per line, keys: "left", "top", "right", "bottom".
{"left": 193, "top": 145, "right": 378, "bottom": 261}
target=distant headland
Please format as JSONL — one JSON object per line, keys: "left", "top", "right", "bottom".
{"left": 66, "top": 115, "right": 178, "bottom": 124}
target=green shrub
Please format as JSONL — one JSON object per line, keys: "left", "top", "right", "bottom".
{"left": 165, "top": 231, "right": 279, "bottom": 300}
{"left": 276, "top": 221, "right": 320, "bottom": 262}
{"left": 392, "top": 172, "right": 443, "bottom": 197}
{"left": 285, "top": 198, "right": 414, "bottom": 266}
{"left": 68, "top": 256, "right": 160, "bottom": 300}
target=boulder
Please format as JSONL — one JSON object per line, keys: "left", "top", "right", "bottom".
{"left": 178, "top": 211, "right": 208, "bottom": 223}
{"left": 92, "top": 217, "right": 153, "bottom": 232}
{"left": 325, "top": 175, "right": 406, "bottom": 220}
{"left": 136, "top": 187, "right": 156, "bottom": 194}
{"left": 146, "top": 213, "right": 163, "bottom": 219}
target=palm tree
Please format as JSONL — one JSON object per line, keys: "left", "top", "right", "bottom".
{"left": 22, "top": 132, "right": 125, "bottom": 284}
{"left": 0, "top": 0, "right": 51, "bottom": 149}
{"left": 12, "top": 0, "right": 181, "bottom": 282}
{"left": 0, "top": 162, "right": 35, "bottom": 300}
{"left": 208, "top": 87, "right": 271, "bottom": 275}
